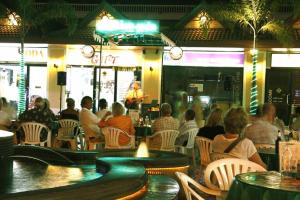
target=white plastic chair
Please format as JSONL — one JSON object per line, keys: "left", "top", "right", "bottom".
{"left": 146, "top": 130, "right": 179, "bottom": 151}
{"left": 176, "top": 172, "right": 221, "bottom": 200}
{"left": 56, "top": 119, "right": 80, "bottom": 150}
{"left": 195, "top": 136, "right": 213, "bottom": 166}
{"left": 176, "top": 128, "right": 199, "bottom": 166}
{"left": 204, "top": 158, "right": 266, "bottom": 191}
{"left": 20, "top": 122, "right": 51, "bottom": 147}
{"left": 210, "top": 152, "right": 238, "bottom": 162}
{"left": 102, "top": 127, "right": 135, "bottom": 149}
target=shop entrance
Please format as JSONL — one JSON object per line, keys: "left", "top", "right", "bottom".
{"left": 265, "top": 68, "right": 300, "bottom": 125}
{"left": 66, "top": 65, "right": 140, "bottom": 112}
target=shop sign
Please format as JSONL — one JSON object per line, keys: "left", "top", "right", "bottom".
{"left": 0, "top": 47, "right": 47, "bottom": 62}
{"left": 271, "top": 54, "right": 300, "bottom": 68}
{"left": 163, "top": 51, "right": 244, "bottom": 67}
{"left": 96, "top": 20, "right": 159, "bottom": 35}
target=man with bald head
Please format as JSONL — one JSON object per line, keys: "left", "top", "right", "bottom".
{"left": 244, "top": 103, "right": 279, "bottom": 144}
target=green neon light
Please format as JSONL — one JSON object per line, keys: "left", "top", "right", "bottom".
{"left": 96, "top": 20, "right": 159, "bottom": 35}
{"left": 18, "top": 50, "right": 26, "bottom": 115}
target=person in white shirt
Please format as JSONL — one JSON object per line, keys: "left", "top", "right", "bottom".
{"left": 244, "top": 103, "right": 279, "bottom": 144}
{"left": 96, "top": 98, "right": 110, "bottom": 120}
{"left": 175, "top": 109, "right": 198, "bottom": 146}
{"left": 79, "top": 96, "right": 103, "bottom": 140}
{"left": 212, "top": 107, "right": 266, "bottom": 169}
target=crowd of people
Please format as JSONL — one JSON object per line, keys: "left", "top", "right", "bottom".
{"left": 3, "top": 90, "right": 300, "bottom": 169}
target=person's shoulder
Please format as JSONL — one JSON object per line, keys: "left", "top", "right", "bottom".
{"left": 241, "top": 138, "right": 255, "bottom": 146}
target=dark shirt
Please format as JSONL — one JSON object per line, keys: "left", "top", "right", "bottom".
{"left": 197, "top": 125, "right": 225, "bottom": 140}
{"left": 18, "top": 108, "right": 58, "bottom": 140}
{"left": 60, "top": 109, "right": 79, "bottom": 121}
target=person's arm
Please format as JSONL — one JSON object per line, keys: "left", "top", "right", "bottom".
{"left": 249, "top": 152, "right": 267, "bottom": 169}
{"left": 98, "top": 112, "right": 112, "bottom": 127}
{"left": 129, "top": 118, "right": 135, "bottom": 135}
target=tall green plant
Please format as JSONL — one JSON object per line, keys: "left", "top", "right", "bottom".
{"left": 208, "top": 0, "right": 293, "bottom": 115}
{"left": 12, "top": 0, "right": 77, "bottom": 114}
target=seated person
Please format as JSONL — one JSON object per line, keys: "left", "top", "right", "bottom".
{"left": 0, "top": 98, "right": 12, "bottom": 130}
{"left": 96, "top": 98, "right": 110, "bottom": 120}
{"left": 99, "top": 102, "right": 135, "bottom": 146}
{"left": 150, "top": 103, "right": 179, "bottom": 149}
{"left": 175, "top": 109, "right": 198, "bottom": 146}
{"left": 198, "top": 108, "right": 225, "bottom": 140}
{"left": 244, "top": 103, "right": 278, "bottom": 144}
{"left": 290, "top": 106, "right": 300, "bottom": 131}
{"left": 79, "top": 96, "right": 102, "bottom": 142}
{"left": 60, "top": 98, "right": 79, "bottom": 121}
{"left": 212, "top": 107, "right": 266, "bottom": 168}
{"left": 18, "top": 97, "right": 57, "bottom": 142}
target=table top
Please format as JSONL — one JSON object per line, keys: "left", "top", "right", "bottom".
{"left": 237, "top": 171, "right": 300, "bottom": 192}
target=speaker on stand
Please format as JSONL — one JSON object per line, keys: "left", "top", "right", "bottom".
{"left": 57, "top": 71, "right": 67, "bottom": 113}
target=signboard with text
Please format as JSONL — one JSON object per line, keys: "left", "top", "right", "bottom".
{"left": 163, "top": 51, "right": 244, "bottom": 67}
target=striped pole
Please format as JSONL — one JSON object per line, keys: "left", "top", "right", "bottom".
{"left": 17, "top": 44, "right": 26, "bottom": 115}
{"left": 250, "top": 50, "right": 258, "bottom": 115}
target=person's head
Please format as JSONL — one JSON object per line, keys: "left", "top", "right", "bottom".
{"left": 81, "top": 96, "right": 93, "bottom": 110}
{"left": 111, "top": 102, "right": 124, "bottom": 116}
{"left": 224, "top": 107, "right": 248, "bottom": 135}
{"left": 206, "top": 108, "right": 223, "bottom": 127}
{"left": 34, "top": 97, "right": 45, "bottom": 110}
{"left": 210, "top": 103, "right": 219, "bottom": 111}
{"left": 66, "top": 98, "right": 75, "bottom": 108}
{"left": 99, "top": 98, "right": 107, "bottom": 110}
{"left": 133, "top": 82, "right": 140, "bottom": 91}
{"left": 262, "top": 103, "right": 276, "bottom": 122}
{"left": 161, "top": 103, "right": 172, "bottom": 117}
{"left": 0, "top": 97, "right": 7, "bottom": 107}
{"left": 185, "top": 109, "right": 195, "bottom": 121}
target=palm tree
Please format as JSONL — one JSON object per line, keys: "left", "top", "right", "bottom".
{"left": 9, "top": 0, "right": 77, "bottom": 114}
{"left": 207, "top": 0, "right": 293, "bottom": 115}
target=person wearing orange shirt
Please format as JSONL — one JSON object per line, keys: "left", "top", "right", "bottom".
{"left": 99, "top": 102, "right": 135, "bottom": 145}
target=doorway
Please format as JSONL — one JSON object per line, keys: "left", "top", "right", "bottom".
{"left": 265, "top": 68, "right": 300, "bottom": 124}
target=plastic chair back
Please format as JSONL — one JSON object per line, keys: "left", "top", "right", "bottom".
{"left": 204, "top": 158, "right": 266, "bottom": 191}
{"left": 195, "top": 136, "right": 213, "bottom": 166}
{"left": 102, "top": 127, "right": 135, "bottom": 149}
{"left": 20, "top": 122, "right": 51, "bottom": 147}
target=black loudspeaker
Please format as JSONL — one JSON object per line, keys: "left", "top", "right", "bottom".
{"left": 57, "top": 71, "right": 66, "bottom": 86}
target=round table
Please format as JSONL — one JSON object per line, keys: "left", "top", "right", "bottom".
{"left": 226, "top": 171, "right": 300, "bottom": 200}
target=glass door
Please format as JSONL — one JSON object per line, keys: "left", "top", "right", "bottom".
{"left": 27, "top": 65, "right": 47, "bottom": 109}
{"left": 66, "top": 66, "right": 94, "bottom": 111}
{"left": 97, "top": 68, "right": 115, "bottom": 110}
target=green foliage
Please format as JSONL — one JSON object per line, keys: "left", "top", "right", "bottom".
{"left": 208, "top": 0, "right": 293, "bottom": 47}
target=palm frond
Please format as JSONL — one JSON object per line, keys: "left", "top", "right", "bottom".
{"left": 259, "top": 21, "right": 293, "bottom": 47}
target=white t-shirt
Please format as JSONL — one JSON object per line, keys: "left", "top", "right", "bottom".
{"left": 212, "top": 135, "right": 257, "bottom": 160}
{"left": 79, "top": 108, "right": 100, "bottom": 137}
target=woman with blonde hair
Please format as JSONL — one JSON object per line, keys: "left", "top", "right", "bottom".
{"left": 99, "top": 102, "right": 135, "bottom": 145}
{"left": 197, "top": 108, "right": 225, "bottom": 140}
{"left": 212, "top": 107, "right": 266, "bottom": 168}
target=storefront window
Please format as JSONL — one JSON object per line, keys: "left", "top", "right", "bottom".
{"left": 99, "top": 68, "right": 115, "bottom": 109}
{"left": 28, "top": 66, "right": 47, "bottom": 109}
{"left": 116, "top": 71, "right": 135, "bottom": 105}
{"left": 66, "top": 66, "right": 94, "bottom": 110}
{"left": 162, "top": 66, "right": 243, "bottom": 118}
{"left": 0, "top": 64, "right": 27, "bottom": 110}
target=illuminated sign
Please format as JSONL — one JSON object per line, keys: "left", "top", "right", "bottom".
{"left": 163, "top": 51, "right": 244, "bottom": 67}
{"left": 272, "top": 54, "right": 300, "bottom": 68}
{"left": 95, "top": 20, "right": 159, "bottom": 35}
